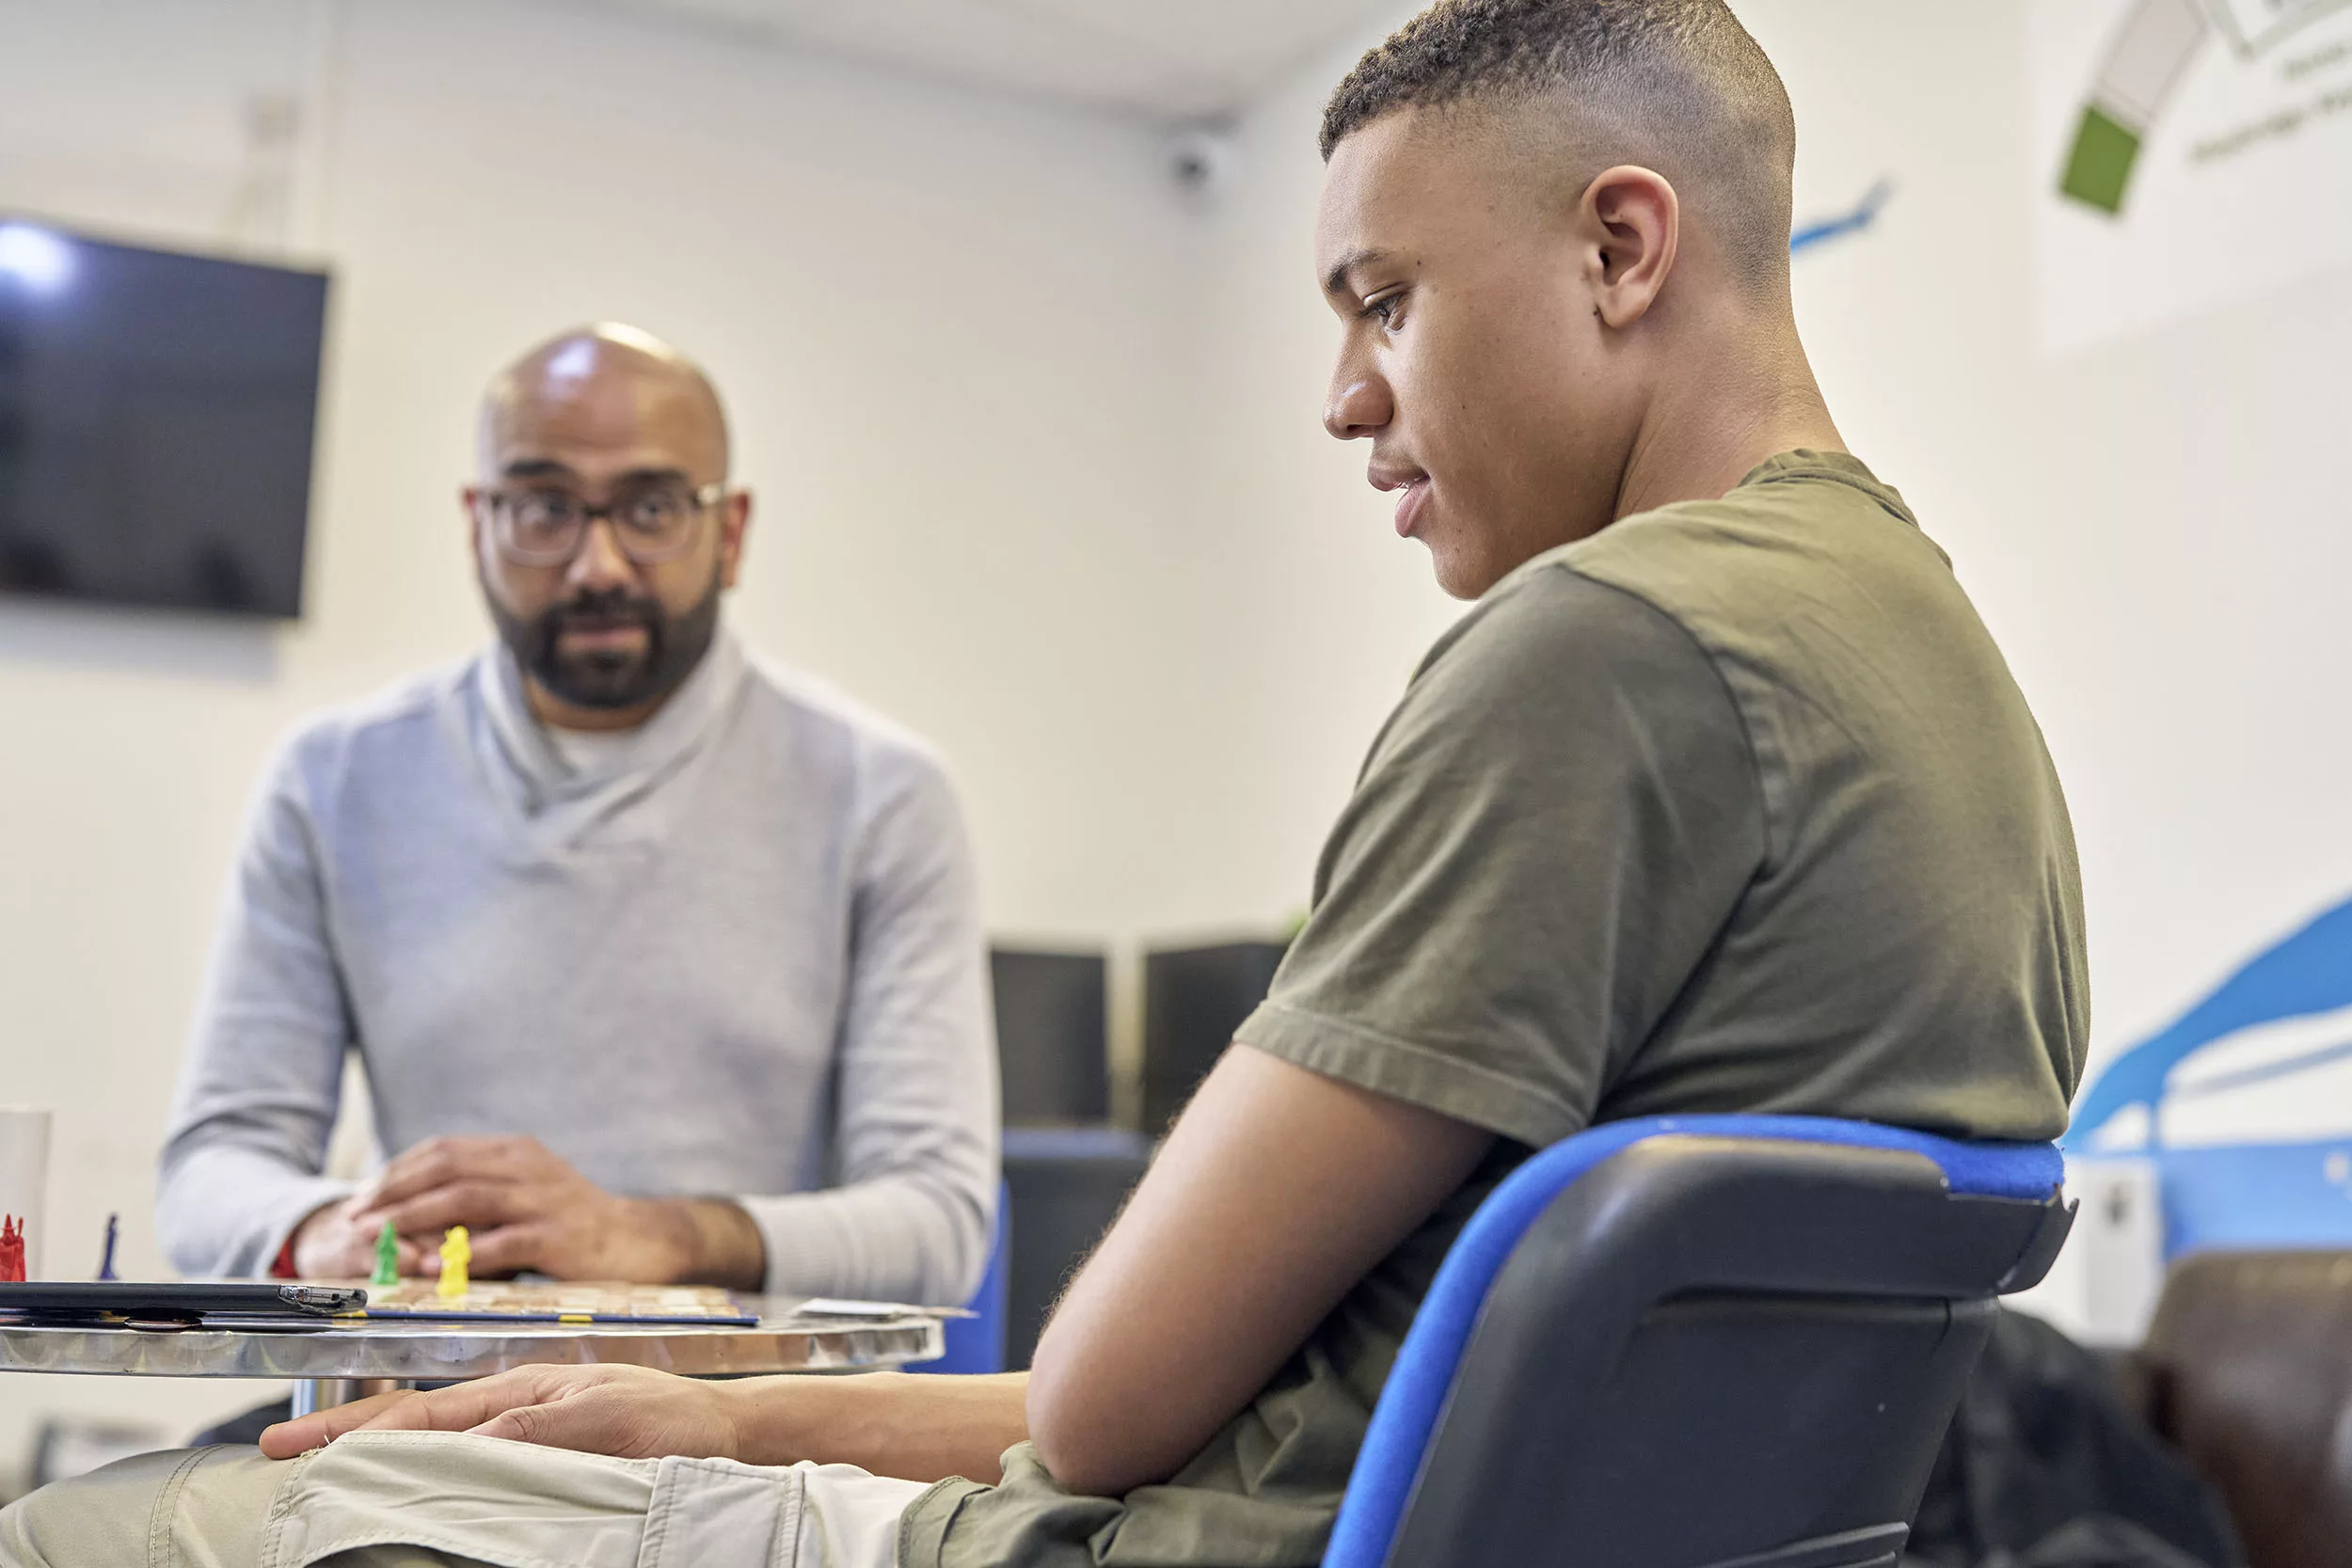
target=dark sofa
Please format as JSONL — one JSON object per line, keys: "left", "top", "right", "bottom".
{"left": 2121, "top": 1250, "right": 2352, "bottom": 1568}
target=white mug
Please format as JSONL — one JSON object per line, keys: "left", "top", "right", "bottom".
{"left": 0, "top": 1106, "right": 53, "bottom": 1280}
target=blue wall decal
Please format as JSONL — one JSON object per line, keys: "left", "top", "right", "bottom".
{"left": 2069, "top": 891, "right": 2352, "bottom": 1257}
{"left": 1790, "top": 180, "right": 1893, "bottom": 256}
{"left": 2070, "top": 892, "right": 2352, "bottom": 1145}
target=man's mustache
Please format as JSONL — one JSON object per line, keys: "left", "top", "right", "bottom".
{"left": 541, "top": 594, "right": 661, "bottom": 638}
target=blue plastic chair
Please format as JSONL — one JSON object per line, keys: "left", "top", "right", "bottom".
{"left": 1325, "top": 1115, "right": 2072, "bottom": 1568}
{"left": 918, "top": 1181, "right": 1010, "bottom": 1375}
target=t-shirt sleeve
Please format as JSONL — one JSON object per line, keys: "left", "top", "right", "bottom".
{"left": 1233, "top": 564, "right": 1767, "bottom": 1150}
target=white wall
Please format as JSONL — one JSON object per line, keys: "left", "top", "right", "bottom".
{"left": 2, "top": 0, "right": 2345, "bottom": 1481}
{"left": 1752, "top": 0, "right": 2352, "bottom": 1068}
{"left": 0, "top": 0, "right": 1218, "bottom": 1479}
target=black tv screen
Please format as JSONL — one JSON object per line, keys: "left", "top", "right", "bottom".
{"left": 0, "top": 218, "right": 328, "bottom": 618}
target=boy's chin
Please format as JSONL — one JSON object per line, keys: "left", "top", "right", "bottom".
{"left": 1427, "top": 540, "right": 1502, "bottom": 601}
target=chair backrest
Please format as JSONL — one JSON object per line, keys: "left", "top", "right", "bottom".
{"left": 1140, "top": 941, "right": 1287, "bottom": 1135}
{"left": 992, "top": 947, "right": 1111, "bottom": 1126}
{"left": 1002, "top": 1126, "right": 1153, "bottom": 1370}
{"left": 1326, "top": 1115, "right": 2073, "bottom": 1568}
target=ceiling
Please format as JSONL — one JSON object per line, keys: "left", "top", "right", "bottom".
{"left": 549, "top": 0, "right": 1400, "bottom": 121}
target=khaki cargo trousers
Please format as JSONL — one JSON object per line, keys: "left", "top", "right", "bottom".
{"left": 0, "top": 1431, "right": 925, "bottom": 1568}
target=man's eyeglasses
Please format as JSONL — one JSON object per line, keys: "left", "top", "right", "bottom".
{"left": 476, "top": 483, "right": 726, "bottom": 566}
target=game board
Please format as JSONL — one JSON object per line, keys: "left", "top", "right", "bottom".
{"left": 351, "top": 1280, "right": 759, "bottom": 1326}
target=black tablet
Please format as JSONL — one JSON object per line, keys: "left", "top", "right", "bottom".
{"left": 0, "top": 1282, "right": 366, "bottom": 1326}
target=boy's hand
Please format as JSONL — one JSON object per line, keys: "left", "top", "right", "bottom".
{"left": 261, "top": 1365, "right": 1034, "bottom": 1485}
{"left": 259, "top": 1364, "right": 743, "bottom": 1460}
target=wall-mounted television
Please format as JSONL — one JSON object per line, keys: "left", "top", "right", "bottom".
{"left": 0, "top": 217, "right": 329, "bottom": 619}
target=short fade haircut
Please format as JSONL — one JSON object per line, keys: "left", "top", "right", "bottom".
{"left": 1321, "top": 0, "right": 1798, "bottom": 289}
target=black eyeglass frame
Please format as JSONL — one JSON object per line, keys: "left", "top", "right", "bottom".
{"left": 475, "top": 481, "right": 729, "bottom": 567}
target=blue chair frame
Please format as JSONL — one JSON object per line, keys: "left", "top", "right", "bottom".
{"left": 919, "top": 1180, "right": 1010, "bottom": 1375}
{"left": 1326, "top": 1115, "right": 2072, "bottom": 1568}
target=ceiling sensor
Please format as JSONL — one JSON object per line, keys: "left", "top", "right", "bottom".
{"left": 1167, "top": 123, "right": 1236, "bottom": 197}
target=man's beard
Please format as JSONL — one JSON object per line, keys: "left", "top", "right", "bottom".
{"left": 486, "top": 564, "right": 723, "bottom": 713}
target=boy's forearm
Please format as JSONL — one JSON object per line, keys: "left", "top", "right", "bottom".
{"left": 723, "top": 1370, "right": 1031, "bottom": 1484}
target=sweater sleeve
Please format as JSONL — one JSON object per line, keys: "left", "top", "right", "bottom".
{"left": 154, "top": 736, "right": 358, "bottom": 1277}
{"left": 736, "top": 745, "right": 999, "bottom": 1306}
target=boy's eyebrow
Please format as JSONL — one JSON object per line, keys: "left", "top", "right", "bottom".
{"left": 1322, "top": 246, "right": 1393, "bottom": 297}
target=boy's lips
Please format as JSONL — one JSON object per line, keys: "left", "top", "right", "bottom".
{"left": 1391, "top": 478, "right": 1431, "bottom": 537}
{"left": 1370, "top": 466, "right": 1431, "bottom": 538}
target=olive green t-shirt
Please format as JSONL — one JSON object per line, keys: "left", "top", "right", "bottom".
{"left": 899, "top": 451, "right": 2087, "bottom": 1568}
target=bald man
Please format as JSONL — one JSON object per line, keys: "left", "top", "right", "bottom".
{"left": 153, "top": 325, "right": 996, "bottom": 1308}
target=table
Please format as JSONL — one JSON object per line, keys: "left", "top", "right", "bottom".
{"left": 0, "top": 1298, "right": 946, "bottom": 1416}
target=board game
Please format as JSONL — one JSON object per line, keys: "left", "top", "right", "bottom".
{"left": 349, "top": 1281, "right": 759, "bottom": 1326}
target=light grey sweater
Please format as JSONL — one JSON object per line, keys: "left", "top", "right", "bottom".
{"left": 156, "top": 630, "right": 998, "bottom": 1305}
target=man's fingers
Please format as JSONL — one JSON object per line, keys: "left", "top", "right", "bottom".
{"left": 458, "top": 1223, "right": 549, "bottom": 1279}
{"left": 362, "top": 1180, "right": 533, "bottom": 1236}
{"left": 360, "top": 1136, "right": 539, "bottom": 1208}
{"left": 357, "top": 1147, "right": 462, "bottom": 1209}
{"left": 484, "top": 1135, "right": 554, "bottom": 1179}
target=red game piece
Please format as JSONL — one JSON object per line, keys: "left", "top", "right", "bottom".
{"left": 0, "top": 1216, "right": 24, "bottom": 1283}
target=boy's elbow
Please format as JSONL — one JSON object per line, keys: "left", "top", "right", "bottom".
{"left": 1025, "top": 1358, "right": 1155, "bottom": 1498}
{"left": 1028, "top": 1419, "right": 1138, "bottom": 1499}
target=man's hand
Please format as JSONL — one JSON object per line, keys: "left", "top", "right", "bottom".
{"left": 291, "top": 1194, "right": 429, "bottom": 1279}
{"left": 259, "top": 1365, "right": 740, "bottom": 1460}
{"left": 346, "top": 1135, "right": 767, "bottom": 1289}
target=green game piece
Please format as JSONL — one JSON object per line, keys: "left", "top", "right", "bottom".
{"left": 372, "top": 1220, "right": 400, "bottom": 1287}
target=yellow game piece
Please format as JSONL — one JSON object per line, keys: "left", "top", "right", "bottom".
{"left": 437, "top": 1226, "right": 470, "bottom": 1300}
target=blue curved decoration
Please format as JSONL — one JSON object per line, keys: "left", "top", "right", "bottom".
{"left": 1790, "top": 180, "right": 1893, "bottom": 255}
{"left": 2070, "top": 892, "right": 2352, "bottom": 1148}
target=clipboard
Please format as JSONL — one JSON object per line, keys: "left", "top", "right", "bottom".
{"left": 0, "top": 1281, "right": 367, "bottom": 1327}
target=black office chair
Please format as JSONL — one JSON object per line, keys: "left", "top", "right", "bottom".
{"left": 1324, "top": 1115, "right": 2073, "bottom": 1568}
{"left": 1001, "top": 1126, "right": 1152, "bottom": 1370}
{"left": 992, "top": 946, "right": 1112, "bottom": 1126}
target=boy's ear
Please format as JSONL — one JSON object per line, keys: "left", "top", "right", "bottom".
{"left": 1579, "top": 165, "right": 1679, "bottom": 329}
